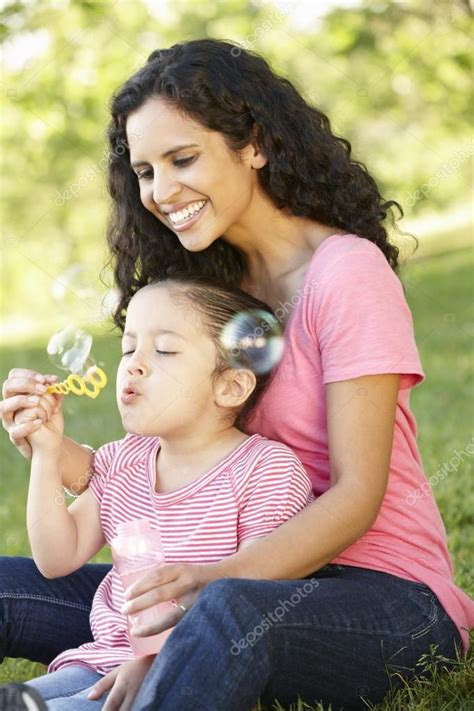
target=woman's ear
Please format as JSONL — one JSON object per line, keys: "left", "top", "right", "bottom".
{"left": 214, "top": 368, "right": 257, "bottom": 410}
{"left": 241, "top": 125, "right": 268, "bottom": 170}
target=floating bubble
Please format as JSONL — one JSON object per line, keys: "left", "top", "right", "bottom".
{"left": 47, "top": 325, "right": 94, "bottom": 375}
{"left": 101, "top": 287, "right": 122, "bottom": 320}
{"left": 51, "top": 263, "right": 97, "bottom": 304}
{"left": 46, "top": 324, "right": 108, "bottom": 399}
{"left": 220, "top": 310, "right": 284, "bottom": 375}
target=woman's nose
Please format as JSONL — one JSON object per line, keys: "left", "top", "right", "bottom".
{"left": 152, "top": 170, "right": 181, "bottom": 207}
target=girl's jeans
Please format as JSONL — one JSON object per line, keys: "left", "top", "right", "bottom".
{"left": 26, "top": 666, "right": 107, "bottom": 710}
{"left": 0, "top": 557, "right": 463, "bottom": 711}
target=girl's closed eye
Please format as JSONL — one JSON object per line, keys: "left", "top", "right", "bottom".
{"left": 122, "top": 349, "right": 178, "bottom": 358}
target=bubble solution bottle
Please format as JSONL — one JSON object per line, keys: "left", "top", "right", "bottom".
{"left": 111, "top": 518, "right": 176, "bottom": 656}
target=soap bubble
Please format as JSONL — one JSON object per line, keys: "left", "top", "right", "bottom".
{"left": 47, "top": 325, "right": 94, "bottom": 375}
{"left": 220, "top": 310, "right": 284, "bottom": 375}
{"left": 51, "top": 263, "right": 96, "bottom": 304}
{"left": 100, "top": 287, "right": 121, "bottom": 320}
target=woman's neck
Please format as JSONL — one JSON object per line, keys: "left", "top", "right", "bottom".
{"left": 224, "top": 189, "right": 338, "bottom": 293}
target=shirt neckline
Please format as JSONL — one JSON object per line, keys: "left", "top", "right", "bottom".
{"left": 148, "top": 433, "right": 263, "bottom": 506}
{"left": 281, "top": 233, "right": 352, "bottom": 335}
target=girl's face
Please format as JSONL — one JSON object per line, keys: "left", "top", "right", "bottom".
{"left": 126, "top": 97, "right": 266, "bottom": 252}
{"left": 117, "top": 284, "right": 219, "bottom": 438}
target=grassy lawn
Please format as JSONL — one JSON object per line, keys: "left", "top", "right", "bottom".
{"left": 0, "top": 245, "right": 473, "bottom": 708}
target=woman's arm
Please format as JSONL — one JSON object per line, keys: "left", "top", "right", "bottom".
{"left": 1, "top": 368, "right": 94, "bottom": 493}
{"left": 122, "top": 373, "right": 400, "bottom": 630}
{"left": 218, "top": 373, "right": 400, "bottom": 579}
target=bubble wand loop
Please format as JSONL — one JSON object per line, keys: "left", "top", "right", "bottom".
{"left": 47, "top": 368, "right": 107, "bottom": 400}
{"left": 46, "top": 325, "right": 108, "bottom": 400}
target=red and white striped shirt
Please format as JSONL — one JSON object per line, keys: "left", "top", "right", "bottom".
{"left": 49, "top": 433, "right": 314, "bottom": 674}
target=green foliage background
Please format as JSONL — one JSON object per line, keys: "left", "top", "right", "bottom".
{"left": 1, "top": 0, "right": 472, "bottom": 342}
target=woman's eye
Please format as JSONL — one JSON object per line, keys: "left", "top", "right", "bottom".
{"left": 156, "top": 350, "right": 177, "bottom": 356}
{"left": 136, "top": 170, "right": 152, "bottom": 180}
{"left": 121, "top": 351, "right": 134, "bottom": 356}
{"left": 173, "top": 156, "right": 196, "bottom": 168}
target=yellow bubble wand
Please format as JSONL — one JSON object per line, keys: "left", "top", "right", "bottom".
{"left": 46, "top": 326, "right": 107, "bottom": 400}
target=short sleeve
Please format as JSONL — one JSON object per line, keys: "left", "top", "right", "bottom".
{"left": 235, "top": 444, "right": 315, "bottom": 543}
{"left": 313, "top": 248, "right": 424, "bottom": 389}
{"left": 88, "top": 439, "right": 124, "bottom": 503}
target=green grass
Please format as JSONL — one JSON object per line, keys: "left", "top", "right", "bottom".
{"left": 0, "top": 246, "right": 473, "bottom": 708}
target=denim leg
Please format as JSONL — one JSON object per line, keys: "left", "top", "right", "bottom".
{"left": 132, "top": 565, "right": 462, "bottom": 711}
{"left": 0, "top": 556, "right": 111, "bottom": 665}
{"left": 27, "top": 665, "right": 107, "bottom": 709}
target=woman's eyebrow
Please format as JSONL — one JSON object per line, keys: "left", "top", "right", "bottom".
{"left": 131, "top": 144, "right": 200, "bottom": 168}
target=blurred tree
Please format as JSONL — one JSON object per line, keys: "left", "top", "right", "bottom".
{"left": 1, "top": 0, "right": 472, "bottom": 340}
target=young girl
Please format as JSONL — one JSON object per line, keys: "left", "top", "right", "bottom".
{"left": 17, "top": 276, "right": 315, "bottom": 709}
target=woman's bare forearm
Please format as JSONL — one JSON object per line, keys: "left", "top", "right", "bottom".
{"left": 58, "top": 436, "right": 94, "bottom": 494}
{"left": 215, "top": 481, "right": 377, "bottom": 581}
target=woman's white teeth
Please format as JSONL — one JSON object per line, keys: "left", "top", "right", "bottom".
{"left": 169, "top": 200, "right": 206, "bottom": 224}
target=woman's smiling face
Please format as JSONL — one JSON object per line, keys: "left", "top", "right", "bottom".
{"left": 126, "top": 96, "right": 266, "bottom": 252}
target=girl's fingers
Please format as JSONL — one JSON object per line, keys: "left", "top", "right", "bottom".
{"left": 8, "top": 430, "right": 32, "bottom": 460}
{"left": 9, "top": 419, "right": 43, "bottom": 442}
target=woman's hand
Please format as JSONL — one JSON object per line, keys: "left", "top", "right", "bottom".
{"left": 121, "top": 562, "right": 223, "bottom": 637}
{"left": 87, "top": 656, "right": 155, "bottom": 710}
{"left": 14, "top": 392, "right": 64, "bottom": 457}
{"left": 1, "top": 369, "right": 59, "bottom": 459}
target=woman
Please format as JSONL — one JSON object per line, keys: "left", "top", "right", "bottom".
{"left": 1, "top": 39, "right": 472, "bottom": 710}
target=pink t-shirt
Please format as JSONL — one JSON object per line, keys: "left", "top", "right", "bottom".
{"left": 49, "top": 433, "right": 314, "bottom": 674}
{"left": 247, "top": 233, "right": 474, "bottom": 652}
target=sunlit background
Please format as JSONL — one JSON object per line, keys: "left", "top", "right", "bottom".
{"left": 1, "top": 0, "right": 472, "bottom": 344}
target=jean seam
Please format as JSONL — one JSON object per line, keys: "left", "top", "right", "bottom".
{"left": 0, "top": 593, "right": 91, "bottom": 612}
{"left": 411, "top": 598, "right": 439, "bottom": 640}
{"left": 263, "top": 606, "right": 439, "bottom": 637}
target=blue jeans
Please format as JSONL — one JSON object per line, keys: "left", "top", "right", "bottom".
{"left": 0, "top": 557, "right": 110, "bottom": 665}
{"left": 0, "top": 557, "right": 462, "bottom": 710}
{"left": 26, "top": 666, "right": 107, "bottom": 709}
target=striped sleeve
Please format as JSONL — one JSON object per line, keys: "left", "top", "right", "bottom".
{"left": 89, "top": 439, "right": 124, "bottom": 503}
{"left": 235, "top": 444, "right": 315, "bottom": 543}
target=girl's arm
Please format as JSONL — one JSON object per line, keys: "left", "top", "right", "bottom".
{"left": 18, "top": 400, "right": 105, "bottom": 578}
{"left": 27, "top": 455, "right": 105, "bottom": 578}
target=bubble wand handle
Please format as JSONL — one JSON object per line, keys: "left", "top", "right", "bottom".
{"left": 47, "top": 367, "right": 107, "bottom": 400}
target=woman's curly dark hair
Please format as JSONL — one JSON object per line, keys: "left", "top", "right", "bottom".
{"left": 106, "top": 37, "right": 403, "bottom": 330}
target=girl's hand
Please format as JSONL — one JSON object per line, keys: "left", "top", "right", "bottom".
{"left": 14, "top": 393, "right": 64, "bottom": 457}
{"left": 87, "top": 656, "right": 155, "bottom": 710}
{"left": 121, "top": 562, "right": 223, "bottom": 637}
{"left": 1, "top": 369, "right": 59, "bottom": 458}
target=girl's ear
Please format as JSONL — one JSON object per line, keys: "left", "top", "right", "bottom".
{"left": 214, "top": 368, "right": 257, "bottom": 409}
